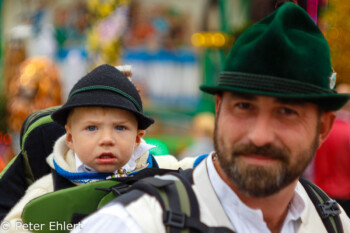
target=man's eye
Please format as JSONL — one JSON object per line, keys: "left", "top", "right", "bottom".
{"left": 237, "top": 103, "right": 252, "bottom": 109}
{"left": 87, "top": 126, "right": 97, "bottom": 131}
{"left": 280, "top": 108, "right": 297, "bottom": 115}
{"left": 115, "top": 126, "right": 126, "bottom": 131}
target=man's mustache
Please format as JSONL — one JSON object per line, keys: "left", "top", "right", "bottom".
{"left": 232, "top": 143, "right": 289, "bottom": 163}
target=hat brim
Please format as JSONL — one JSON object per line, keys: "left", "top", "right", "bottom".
{"left": 52, "top": 90, "right": 154, "bottom": 129}
{"left": 200, "top": 84, "right": 350, "bottom": 111}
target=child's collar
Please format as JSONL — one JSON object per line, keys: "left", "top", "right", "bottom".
{"left": 75, "top": 154, "right": 97, "bottom": 173}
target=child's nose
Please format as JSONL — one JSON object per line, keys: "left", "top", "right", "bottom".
{"left": 99, "top": 129, "right": 115, "bottom": 146}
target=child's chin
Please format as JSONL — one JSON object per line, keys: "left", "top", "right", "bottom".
{"left": 94, "top": 165, "right": 119, "bottom": 173}
{"left": 97, "top": 168, "right": 118, "bottom": 173}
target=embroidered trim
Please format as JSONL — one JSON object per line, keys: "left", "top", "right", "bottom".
{"left": 54, "top": 160, "right": 111, "bottom": 184}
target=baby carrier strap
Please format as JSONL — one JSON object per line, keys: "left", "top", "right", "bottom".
{"left": 149, "top": 153, "right": 160, "bottom": 168}
{"left": 299, "top": 177, "right": 343, "bottom": 233}
{"left": 21, "top": 168, "right": 180, "bottom": 233}
{"left": 117, "top": 169, "right": 235, "bottom": 233}
{"left": 0, "top": 106, "right": 65, "bottom": 221}
{"left": 19, "top": 106, "right": 65, "bottom": 181}
{"left": 51, "top": 169, "right": 75, "bottom": 191}
{"left": 22, "top": 179, "right": 119, "bottom": 233}
{"left": 118, "top": 171, "right": 345, "bottom": 233}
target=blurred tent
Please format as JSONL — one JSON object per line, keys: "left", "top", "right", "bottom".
{"left": 320, "top": 0, "right": 350, "bottom": 85}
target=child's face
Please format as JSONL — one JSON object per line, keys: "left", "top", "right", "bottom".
{"left": 65, "top": 107, "right": 145, "bottom": 173}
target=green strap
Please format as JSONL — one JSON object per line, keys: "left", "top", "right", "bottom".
{"left": 174, "top": 181, "right": 191, "bottom": 217}
{"left": 300, "top": 177, "right": 343, "bottom": 233}
{"left": 309, "top": 187, "right": 339, "bottom": 232}
{"left": 161, "top": 179, "right": 190, "bottom": 233}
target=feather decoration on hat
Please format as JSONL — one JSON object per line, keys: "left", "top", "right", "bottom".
{"left": 115, "top": 65, "right": 132, "bottom": 82}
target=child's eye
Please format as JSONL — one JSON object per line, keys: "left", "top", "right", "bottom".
{"left": 87, "top": 126, "right": 97, "bottom": 131}
{"left": 115, "top": 126, "right": 126, "bottom": 131}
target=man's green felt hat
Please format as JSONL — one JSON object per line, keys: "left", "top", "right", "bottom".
{"left": 200, "top": 2, "right": 350, "bottom": 111}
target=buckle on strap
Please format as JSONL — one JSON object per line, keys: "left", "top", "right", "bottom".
{"left": 111, "top": 184, "right": 130, "bottom": 196}
{"left": 163, "top": 210, "right": 186, "bottom": 228}
{"left": 318, "top": 200, "right": 341, "bottom": 219}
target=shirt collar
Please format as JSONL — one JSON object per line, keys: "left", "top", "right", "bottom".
{"left": 75, "top": 154, "right": 97, "bottom": 173}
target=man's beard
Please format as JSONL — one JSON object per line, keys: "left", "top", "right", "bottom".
{"left": 214, "top": 118, "right": 319, "bottom": 198}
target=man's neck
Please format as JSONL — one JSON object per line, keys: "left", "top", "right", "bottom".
{"left": 213, "top": 158, "right": 298, "bottom": 233}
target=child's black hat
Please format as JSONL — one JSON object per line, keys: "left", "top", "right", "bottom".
{"left": 51, "top": 64, "right": 154, "bottom": 129}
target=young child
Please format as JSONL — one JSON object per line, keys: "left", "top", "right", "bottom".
{"left": 1, "top": 64, "right": 191, "bottom": 232}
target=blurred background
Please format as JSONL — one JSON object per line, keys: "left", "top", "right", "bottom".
{"left": 0, "top": 0, "right": 347, "bottom": 170}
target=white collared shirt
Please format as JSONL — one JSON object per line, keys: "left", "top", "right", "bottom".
{"left": 206, "top": 153, "right": 305, "bottom": 233}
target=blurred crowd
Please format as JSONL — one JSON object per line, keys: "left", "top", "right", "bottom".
{"left": 0, "top": 0, "right": 203, "bottom": 171}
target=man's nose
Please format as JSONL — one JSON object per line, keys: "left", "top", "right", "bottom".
{"left": 247, "top": 113, "right": 275, "bottom": 147}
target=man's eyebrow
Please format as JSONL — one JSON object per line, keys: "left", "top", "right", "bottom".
{"left": 229, "top": 92, "right": 307, "bottom": 106}
{"left": 275, "top": 98, "right": 306, "bottom": 106}
{"left": 230, "top": 92, "right": 257, "bottom": 100}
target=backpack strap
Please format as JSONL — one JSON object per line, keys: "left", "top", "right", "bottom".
{"left": 163, "top": 172, "right": 234, "bottom": 233}
{"left": 96, "top": 168, "right": 183, "bottom": 208}
{"left": 22, "top": 179, "right": 119, "bottom": 233}
{"left": 117, "top": 169, "right": 235, "bottom": 233}
{"left": 149, "top": 153, "right": 160, "bottom": 168}
{"left": 51, "top": 169, "right": 75, "bottom": 191}
{"left": 299, "top": 177, "right": 343, "bottom": 233}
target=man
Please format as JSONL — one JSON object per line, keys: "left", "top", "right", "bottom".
{"left": 72, "top": 2, "right": 350, "bottom": 233}
{"left": 313, "top": 83, "right": 350, "bottom": 216}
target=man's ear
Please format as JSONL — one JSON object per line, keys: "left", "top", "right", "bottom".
{"left": 65, "top": 125, "right": 74, "bottom": 151}
{"left": 134, "top": 130, "right": 146, "bottom": 149}
{"left": 215, "top": 94, "right": 223, "bottom": 115}
{"left": 318, "top": 111, "right": 336, "bottom": 146}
